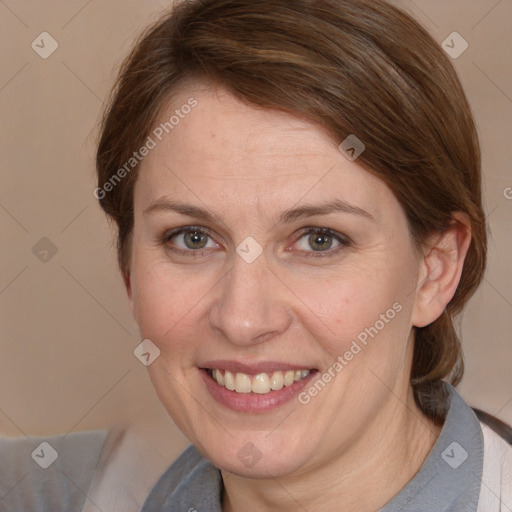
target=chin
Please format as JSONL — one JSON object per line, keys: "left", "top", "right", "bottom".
{"left": 197, "top": 429, "right": 314, "bottom": 479}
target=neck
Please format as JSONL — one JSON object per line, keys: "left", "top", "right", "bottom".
{"left": 221, "top": 386, "right": 443, "bottom": 512}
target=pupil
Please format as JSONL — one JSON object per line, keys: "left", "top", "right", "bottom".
{"left": 186, "top": 231, "right": 207, "bottom": 249}
{"left": 310, "top": 233, "right": 332, "bottom": 251}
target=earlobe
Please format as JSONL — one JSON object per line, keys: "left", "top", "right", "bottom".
{"left": 411, "top": 213, "right": 472, "bottom": 328}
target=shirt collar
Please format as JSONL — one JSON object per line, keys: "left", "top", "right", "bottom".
{"left": 379, "top": 382, "right": 484, "bottom": 511}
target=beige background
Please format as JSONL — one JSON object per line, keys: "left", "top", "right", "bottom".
{"left": 1, "top": 0, "right": 511, "bottom": 510}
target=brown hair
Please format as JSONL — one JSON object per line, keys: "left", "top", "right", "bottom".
{"left": 96, "top": 0, "right": 487, "bottom": 421}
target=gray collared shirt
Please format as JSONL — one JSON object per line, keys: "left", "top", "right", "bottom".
{"left": 141, "top": 383, "right": 484, "bottom": 511}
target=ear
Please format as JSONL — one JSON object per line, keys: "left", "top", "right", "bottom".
{"left": 411, "top": 212, "right": 472, "bottom": 328}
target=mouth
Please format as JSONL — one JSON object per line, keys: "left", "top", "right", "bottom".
{"left": 198, "top": 363, "right": 319, "bottom": 413}
{"left": 206, "top": 368, "right": 312, "bottom": 394}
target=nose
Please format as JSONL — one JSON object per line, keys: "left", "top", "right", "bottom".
{"left": 208, "top": 249, "right": 292, "bottom": 347}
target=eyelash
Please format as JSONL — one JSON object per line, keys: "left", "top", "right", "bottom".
{"left": 160, "top": 225, "right": 352, "bottom": 259}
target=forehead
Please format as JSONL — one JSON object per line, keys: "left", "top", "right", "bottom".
{"left": 155, "top": 83, "right": 337, "bottom": 163}
{"left": 133, "top": 83, "right": 395, "bottom": 223}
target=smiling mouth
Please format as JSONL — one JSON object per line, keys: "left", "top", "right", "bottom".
{"left": 206, "top": 368, "right": 314, "bottom": 394}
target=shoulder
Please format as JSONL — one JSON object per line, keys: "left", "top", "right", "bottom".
{"left": 159, "top": 443, "right": 207, "bottom": 477}
{"left": 140, "top": 444, "right": 222, "bottom": 512}
{"left": 477, "top": 420, "right": 512, "bottom": 511}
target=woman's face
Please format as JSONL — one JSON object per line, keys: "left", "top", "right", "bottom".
{"left": 127, "top": 83, "right": 427, "bottom": 478}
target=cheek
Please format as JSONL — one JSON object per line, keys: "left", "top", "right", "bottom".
{"left": 130, "top": 259, "right": 204, "bottom": 350}
{"left": 299, "top": 261, "right": 405, "bottom": 333}
{"left": 297, "top": 260, "right": 416, "bottom": 377}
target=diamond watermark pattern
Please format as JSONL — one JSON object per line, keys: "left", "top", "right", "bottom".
{"left": 339, "top": 134, "right": 366, "bottom": 161}
{"left": 31, "top": 32, "right": 59, "bottom": 59}
{"left": 442, "top": 32, "right": 468, "bottom": 59}
{"left": 236, "top": 236, "right": 263, "bottom": 264}
{"left": 31, "top": 441, "right": 58, "bottom": 469}
{"left": 237, "top": 441, "right": 262, "bottom": 468}
{"left": 32, "top": 237, "right": 58, "bottom": 263}
{"left": 134, "top": 339, "right": 161, "bottom": 366}
{"left": 441, "top": 441, "right": 468, "bottom": 469}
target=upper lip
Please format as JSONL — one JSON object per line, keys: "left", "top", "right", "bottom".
{"left": 200, "top": 360, "right": 316, "bottom": 375}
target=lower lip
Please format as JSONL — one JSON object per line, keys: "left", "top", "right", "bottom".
{"left": 199, "top": 368, "right": 318, "bottom": 413}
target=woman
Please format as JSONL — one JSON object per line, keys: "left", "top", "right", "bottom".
{"left": 95, "top": 0, "right": 512, "bottom": 510}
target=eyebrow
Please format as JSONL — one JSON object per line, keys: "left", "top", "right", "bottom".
{"left": 143, "top": 197, "right": 375, "bottom": 224}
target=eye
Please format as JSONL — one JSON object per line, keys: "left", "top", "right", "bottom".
{"left": 162, "top": 226, "right": 219, "bottom": 257}
{"left": 161, "top": 225, "right": 351, "bottom": 259}
{"left": 293, "top": 227, "right": 351, "bottom": 258}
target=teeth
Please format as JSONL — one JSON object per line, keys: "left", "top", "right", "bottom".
{"left": 270, "top": 371, "right": 284, "bottom": 391}
{"left": 224, "top": 370, "right": 235, "bottom": 391}
{"left": 214, "top": 369, "right": 224, "bottom": 386}
{"left": 284, "top": 370, "right": 295, "bottom": 386}
{"left": 252, "top": 373, "right": 270, "bottom": 394}
{"left": 210, "top": 368, "right": 311, "bottom": 394}
{"left": 235, "top": 372, "right": 252, "bottom": 393}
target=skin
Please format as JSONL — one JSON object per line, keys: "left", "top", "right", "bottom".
{"left": 125, "top": 82, "right": 471, "bottom": 511}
